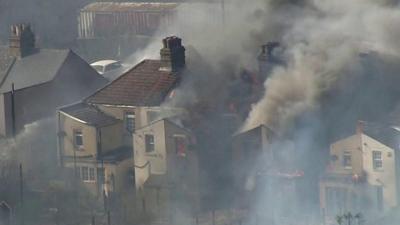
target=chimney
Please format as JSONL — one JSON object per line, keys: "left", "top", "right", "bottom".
{"left": 9, "top": 24, "right": 35, "bottom": 58}
{"left": 258, "top": 41, "right": 280, "bottom": 80}
{"left": 356, "top": 120, "right": 365, "bottom": 135}
{"left": 160, "top": 36, "right": 185, "bottom": 72}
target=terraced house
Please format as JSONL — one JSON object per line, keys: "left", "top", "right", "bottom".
{"left": 57, "top": 37, "right": 200, "bottom": 214}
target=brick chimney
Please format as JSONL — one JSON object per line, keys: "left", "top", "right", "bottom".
{"left": 160, "top": 36, "right": 185, "bottom": 72}
{"left": 9, "top": 24, "right": 36, "bottom": 58}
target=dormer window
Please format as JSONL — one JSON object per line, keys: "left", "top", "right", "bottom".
{"left": 343, "top": 152, "right": 352, "bottom": 169}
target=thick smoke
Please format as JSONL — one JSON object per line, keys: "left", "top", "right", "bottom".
{"left": 244, "top": 0, "right": 400, "bottom": 133}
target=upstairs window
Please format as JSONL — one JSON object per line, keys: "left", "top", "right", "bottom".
{"left": 342, "top": 152, "right": 352, "bottom": 169}
{"left": 175, "top": 136, "right": 187, "bottom": 157}
{"left": 125, "top": 112, "right": 135, "bottom": 133}
{"left": 145, "top": 134, "right": 155, "bottom": 152}
{"left": 74, "top": 129, "right": 84, "bottom": 150}
{"left": 373, "top": 151, "right": 383, "bottom": 170}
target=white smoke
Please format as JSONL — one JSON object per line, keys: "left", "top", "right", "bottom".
{"left": 243, "top": 0, "right": 400, "bottom": 133}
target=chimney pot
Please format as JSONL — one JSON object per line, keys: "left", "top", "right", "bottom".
{"left": 160, "top": 36, "right": 185, "bottom": 72}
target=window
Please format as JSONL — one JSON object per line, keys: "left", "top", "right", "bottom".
{"left": 89, "top": 168, "right": 95, "bottom": 181}
{"left": 342, "top": 152, "right": 352, "bottom": 169}
{"left": 125, "top": 112, "right": 135, "bottom": 133}
{"left": 373, "top": 151, "right": 383, "bottom": 170}
{"left": 74, "top": 130, "right": 83, "bottom": 150}
{"left": 145, "top": 134, "right": 155, "bottom": 152}
{"left": 81, "top": 167, "right": 95, "bottom": 182}
{"left": 175, "top": 136, "right": 186, "bottom": 157}
{"left": 81, "top": 167, "right": 89, "bottom": 181}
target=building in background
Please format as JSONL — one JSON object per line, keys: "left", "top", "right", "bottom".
{"left": 78, "top": 2, "right": 179, "bottom": 39}
{"left": 0, "top": 24, "right": 107, "bottom": 137}
{"left": 76, "top": 2, "right": 179, "bottom": 61}
{"left": 320, "top": 124, "right": 398, "bottom": 223}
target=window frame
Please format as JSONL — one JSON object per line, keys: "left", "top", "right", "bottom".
{"left": 372, "top": 151, "right": 383, "bottom": 170}
{"left": 89, "top": 168, "right": 96, "bottom": 181}
{"left": 124, "top": 111, "right": 135, "bottom": 133}
{"left": 342, "top": 151, "right": 352, "bottom": 169}
{"left": 81, "top": 167, "right": 89, "bottom": 181}
{"left": 73, "top": 129, "right": 84, "bottom": 150}
{"left": 145, "top": 134, "right": 155, "bottom": 153}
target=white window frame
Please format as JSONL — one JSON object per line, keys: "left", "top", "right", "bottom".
{"left": 342, "top": 151, "right": 352, "bottom": 169}
{"left": 373, "top": 151, "right": 383, "bottom": 170}
{"left": 73, "top": 129, "right": 84, "bottom": 150}
{"left": 125, "top": 112, "right": 135, "bottom": 133}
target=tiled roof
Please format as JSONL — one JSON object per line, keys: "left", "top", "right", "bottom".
{"left": 60, "top": 102, "right": 120, "bottom": 127}
{"left": 86, "top": 59, "right": 180, "bottom": 106}
{"left": 0, "top": 47, "right": 70, "bottom": 93}
{"left": 82, "top": 2, "right": 179, "bottom": 12}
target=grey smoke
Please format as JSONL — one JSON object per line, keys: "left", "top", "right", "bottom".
{"left": 244, "top": 0, "right": 400, "bottom": 133}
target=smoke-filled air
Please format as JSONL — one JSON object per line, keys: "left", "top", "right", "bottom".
{"left": 3, "top": 0, "right": 400, "bottom": 225}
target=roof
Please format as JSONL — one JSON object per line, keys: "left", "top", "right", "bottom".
{"left": 86, "top": 59, "right": 180, "bottom": 106}
{"left": 0, "top": 48, "right": 15, "bottom": 86}
{"left": 90, "top": 60, "right": 119, "bottom": 67}
{"left": 144, "top": 174, "right": 169, "bottom": 188}
{"left": 60, "top": 102, "right": 120, "bottom": 127}
{"left": 0, "top": 47, "right": 70, "bottom": 93}
{"left": 234, "top": 124, "right": 275, "bottom": 137}
{"left": 101, "top": 146, "right": 132, "bottom": 163}
{"left": 82, "top": 2, "right": 179, "bottom": 12}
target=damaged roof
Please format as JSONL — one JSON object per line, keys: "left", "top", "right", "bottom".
{"left": 82, "top": 2, "right": 179, "bottom": 12}
{"left": 86, "top": 59, "right": 180, "bottom": 106}
{"left": 60, "top": 102, "right": 120, "bottom": 127}
{"left": 0, "top": 47, "right": 70, "bottom": 93}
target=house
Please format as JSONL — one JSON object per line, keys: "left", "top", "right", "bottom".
{"left": 134, "top": 118, "right": 199, "bottom": 215}
{"left": 232, "top": 125, "right": 304, "bottom": 223}
{"left": 0, "top": 24, "right": 107, "bottom": 137}
{"left": 58, "top": 37, "right": 200, "bottom": 213}
{"left": 58, "top": 102, "right": 133, "bottom": 195}
{"left": 320, "top": 124, "right": 398, "bottom": 223}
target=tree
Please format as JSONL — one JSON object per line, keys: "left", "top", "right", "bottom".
{"left": 336, "top": 212, "right": 364, "bottom": 225}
